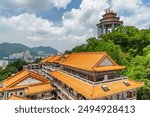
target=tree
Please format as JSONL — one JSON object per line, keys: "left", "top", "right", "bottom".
{"left": 143, "top": 45, "right": 150, "bottom": 56}
{"left": 137, "top": 79, "right": 150, "bottom": 100}
{"left": 72, "top": 44, "right": 87, "bottom": 52}
{"left": 65, "top": 50, "right": 71, "bottom": 54}
{"left": 0, "top": 60, "right": 27, "bottom": 81}
{"left": 126, "top": 56, "right": 148, "bottom": 80}
{"left": 102, "top": 26, "right": 150, "bottom": 56}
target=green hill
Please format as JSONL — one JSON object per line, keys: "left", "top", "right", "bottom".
{"left": 0, "top": 42, "right": 58, "bottom": 58}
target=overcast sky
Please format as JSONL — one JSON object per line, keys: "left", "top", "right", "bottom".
{"left": 0, "top": 0, "right": 150, "bottom": 52}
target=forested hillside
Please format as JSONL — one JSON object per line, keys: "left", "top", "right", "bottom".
{"left": 68, "top": 26, "right": 150, "bottom": 99}
{"left": 0, "top": 60, "right": 27, "bottom": 82}
{"left": 0, "top": 42, "right": 37, "bottom": 58}
{"left": 0, "top": 42, "right": 58, "bottom": 58}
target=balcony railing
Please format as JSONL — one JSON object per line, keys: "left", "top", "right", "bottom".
{"left": 94, "top": 76, "right": 128, "bottom": 85}
{"left": 59, "top": 70, "right": 128, "bottom": 85}
{"left": 43, "top": 66, "right": 128, "bottom": 85}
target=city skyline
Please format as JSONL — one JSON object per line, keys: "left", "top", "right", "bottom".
{"left": 0, "top": 0, "right": 150, "bottom": 52}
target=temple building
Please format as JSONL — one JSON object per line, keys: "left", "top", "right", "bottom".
{"left": 39, "top": 52, "right": 143, "bottom": 100}
{"left": 0, "top": 52, "right": 144, "bottom": 100}
{"left": 97, "top": 8, "right": 123, "bottom": 37}
{"left": 0, "top": 70, "right": 55, "bottom": 100}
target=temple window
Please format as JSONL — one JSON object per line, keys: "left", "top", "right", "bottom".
{"left": 19, "top": 92, "right": 23, "bottom": 96}
{"left": 117, "top": 94, "right": 120, "bottom": 100}
{"left": 127, "top": 91, "right": 132, "bottom": 98}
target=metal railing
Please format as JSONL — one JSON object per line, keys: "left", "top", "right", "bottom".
{"left": 58, "top": 70, "right": 94, "bottom": 84}
{"left": 93, "top": 76, "right": 128, "bottom": 85}
{"left": 59, "top": 70, "right": 128, "bottom": 85}
{"left": 43, "top": 65, "right": 128, "bottom": 85}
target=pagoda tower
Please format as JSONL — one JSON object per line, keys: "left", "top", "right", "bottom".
{"left": 97, "top": 8, "right": 123, "bottom": 37}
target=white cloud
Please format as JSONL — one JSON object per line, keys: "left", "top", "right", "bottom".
{"left": 62, "top": 0, "right": 109, "bottom": 37}
{"left": 0, "top": 13, "right": 53, "bottom": 33}
{"left": 27, "top": 36, "right": 46, "bottom": 42}
{"left": 111, "top": 0, "right": 150, "bottom": 29}
{"left": 50, "top": 0, "right": 72, "bottom": 9}
{"left": 112, "top": 0, "right": 142, "bottom": 13}
{"left": 0, "top": 0, "right": 110, "bottom": 52}
{"left": 0, "top": 0, "right": 71, "bottom": 10}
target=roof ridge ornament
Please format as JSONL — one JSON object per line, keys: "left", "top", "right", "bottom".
{"left": 105, "top": 7, "right": 114, "bottom": 14}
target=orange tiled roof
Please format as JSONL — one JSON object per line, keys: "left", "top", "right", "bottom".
{"left": 60, "top": 52, "right": 124, "bottom": 71}
{"left": 5, "top": 85, "right": 28, "bottom": 91}
{"left": 55, "top": 54, "right": 71, "bottom": 63}
{"left": 61, "top": 52, "right": 106, "bottom": 71}
{"left": 41, "top": 54, "right": 70, "bottom": 63}
{"left": 0, "top": 87, "right": 3, "bottom": 93}
{"left": 93, "top": 66, "right": 126, "bottom": 72}
{"left": 7, "top": 95, "right": 30, "bottom": 100}
{"left": 47, "top": 55, "right": 62, "bottom": 63}
{"left": 40, "top": 52, "right": 125, "bottom": 72}
{"left": 41, "top": 56, "right": 54, "bottom": 63}
{"left": 25, "top": 82, "right": 54, "bottom": 95}
{"left": 0, "top": 70, "right": 55, "bottom": 96}
{"left": 50, "top": 71, "right": 144, "bottom": 99}
{"left": 41, "top": 55, "right": 63, "bottom": 63}
{"left": 2, "top": 70, "right": 49, "bottom": 88}
{"left": 4, "top": 81, "right": 54, "bottom": 95}
{"left": 3, "top": 70, "right": 29, "bottom": 88}
{"left": 92, "top": 79, "right": 144, "bottom": 99}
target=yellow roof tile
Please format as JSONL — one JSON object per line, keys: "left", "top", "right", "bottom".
{"left": 93, "top": 66, "right": 126, "bottom": 72}
{"left": 41, "top": 56, "right": 54, "bottom": 63}
{"left": 41, "top": 52, "right": 125, "bottom": 72}
{"left": 0, "top": 87, "right": 3, "bottom": 93}
{"left": 50, "top": 71, "right": 144, "bottom": 99}
{"left": 61, "top": 52, "right": 124, "bottom": 71}
{"left": 5, "top": 85, "right": 27, "bottom": 91}
{"left": 92, "top": 79, "right": 144, "bottom": 99}
{"left": 2, "top": 70, "right": 49, "bottom": 88}
{"left": 41, "top": 55, "right": 63, "bottom": 63}
{"left": 3, "top": 70, "right": 29, "bottom": 88}
{"left": 4, "top": 81, "right": 54, "bottom": 96}
{"left": 55, "top": 54, "right": 71, "bottom": 63}
{"left": 0, "top": 69, "right": 55, "bottom": 97}
{"left": 47, "top": 55, "right": 62, "bottom": 63}
{"left": 25, "top": 82, "right": 54, "bottom": 95}
{"left": 61, "top": 52, "right": 106, "bottom": 70}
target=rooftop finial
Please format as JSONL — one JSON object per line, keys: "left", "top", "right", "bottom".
{"left": 105, "top": 7, "right": 114, "bottom": 13}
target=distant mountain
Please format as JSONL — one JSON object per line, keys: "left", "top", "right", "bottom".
{"left": 0, "top": 42, "right": 58, "bottom": 59}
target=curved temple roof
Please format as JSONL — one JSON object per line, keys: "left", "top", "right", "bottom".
{"left": 0, "top": 70, "right": 54, "bottom": 95}
{"left": 50, "top": 70, "right": 144, "bottom": 99}
{"left": 42, "top": 52, "right": 126, "bottom": 72}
